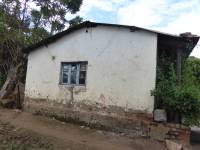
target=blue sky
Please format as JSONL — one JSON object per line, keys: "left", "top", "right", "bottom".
{"left": 69, "top": 0, "right": 200, "bottom": 58}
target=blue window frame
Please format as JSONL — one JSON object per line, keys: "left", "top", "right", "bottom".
{"left": 60, "top": 62, "right": 87, "bottom": 85}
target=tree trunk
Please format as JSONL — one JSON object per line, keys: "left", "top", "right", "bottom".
{"left": 0, "top": 63, "right": 25, "bottom": 109}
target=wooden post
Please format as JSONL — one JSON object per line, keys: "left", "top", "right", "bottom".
{"left": 176, "top": 48, "right": 182, "bottom": 84}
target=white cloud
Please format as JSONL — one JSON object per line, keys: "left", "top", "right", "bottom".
{"left": 78, "top": 0, "right": 129, "bottom": 18}
{"left": 117, "top": 0, "right": 166, "bottom": 27}
{"left": 81, "top": 0, "right": 114, "bottom": 13}
{"left": 117, "top": 0, "right": 200, "bottom": 27}
{"left": 154, "top": 11, "right": 200, "bottom": 35}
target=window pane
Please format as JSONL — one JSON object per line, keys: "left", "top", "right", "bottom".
{"left": 63, "top": 65, "right": 69, "bottom": 71}
{"left": 70, "top": 64, "right": 77, "bottom": 84}
{"left": 61, "top": 62, "right": 87, "bottom": 85}
{"left": 62, "top": 72, "right": 68, "bottom": 83}
{"left": 62, "top": 64, "right": 69, "bottom": 84}
{"left": 80, "top": 63, "right": 87, "bottom": 71}
{"left": 79, "top": 71, "right": 86, "bottom": 84}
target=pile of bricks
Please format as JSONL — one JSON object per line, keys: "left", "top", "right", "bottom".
{"left": 150, "top": 122, "right": 190, "bottom": 147}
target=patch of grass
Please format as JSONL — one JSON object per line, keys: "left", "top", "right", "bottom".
{"left": 0, "top": 138, "right": 54, "bottom": 150}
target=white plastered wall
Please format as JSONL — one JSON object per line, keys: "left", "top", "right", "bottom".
{"left": 25, "top": 26, "right": 157, "bottom": 113}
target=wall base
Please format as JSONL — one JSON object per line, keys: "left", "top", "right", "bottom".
{"left": 24, "top": 98, "right": 153, "bottom": 137}
{"left": 24, "top": 98, "right": 191, "bottom": 146}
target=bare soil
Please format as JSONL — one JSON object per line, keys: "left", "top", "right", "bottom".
{"left": 0, "top": 109, "right": 167, "bottom": 150}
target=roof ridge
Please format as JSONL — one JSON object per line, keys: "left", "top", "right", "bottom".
{"left": 22, "top": 21, "right": 199, "bottom": 54}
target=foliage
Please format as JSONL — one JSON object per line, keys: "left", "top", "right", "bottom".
{"left": 68, "top": 16, "right": 83, "bottom": 28}
{"left": 0, "top": 0, "right": 83, "bottom": 44}
{"left": 186, "top": 56, "right": 200, "bottom": 84}
{"left": 151, "top": 55, "right": 200, "bottom": 126}
{"left": 0, "top": 0, "right": 83, "bottom": 88}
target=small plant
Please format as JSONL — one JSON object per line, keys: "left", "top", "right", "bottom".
{"left": 151, "top": 55, "right": 200, "bottom": 126}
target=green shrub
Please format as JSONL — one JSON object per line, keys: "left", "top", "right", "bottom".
{"left": 151, "top": 56, "right": 200, "bottom": 126}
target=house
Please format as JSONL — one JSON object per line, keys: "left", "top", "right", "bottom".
{"left": 23, "top": 21, "right": 199, "bottom": 134}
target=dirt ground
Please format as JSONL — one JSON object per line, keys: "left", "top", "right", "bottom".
{"left": 0, "top": 109, "right": 168, "bottom": 150}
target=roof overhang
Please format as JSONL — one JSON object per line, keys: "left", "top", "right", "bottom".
{"left": 158, "top": 34, "right": 199, "bottom": 56}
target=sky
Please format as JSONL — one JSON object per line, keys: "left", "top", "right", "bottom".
{"left": 68, "top": 0, "right": 200, "bottom": 58}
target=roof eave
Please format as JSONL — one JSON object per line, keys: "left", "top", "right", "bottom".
{"left": 22, "top": 21, "right": 200, "bottom": 54}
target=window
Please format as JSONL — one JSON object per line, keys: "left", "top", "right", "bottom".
{"left": 60, "top": 62, "right": 87, "bottom": 85}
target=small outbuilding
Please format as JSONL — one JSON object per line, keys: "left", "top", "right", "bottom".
{"left": 23, "top": 21, "right": 199, "bottom": 134}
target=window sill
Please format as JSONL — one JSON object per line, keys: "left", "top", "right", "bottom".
{"left": 59, "top": 83, "right": 86, "bottom": 87}
{"left": 58, "top": 83, "right": 87, "bottom": 91}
